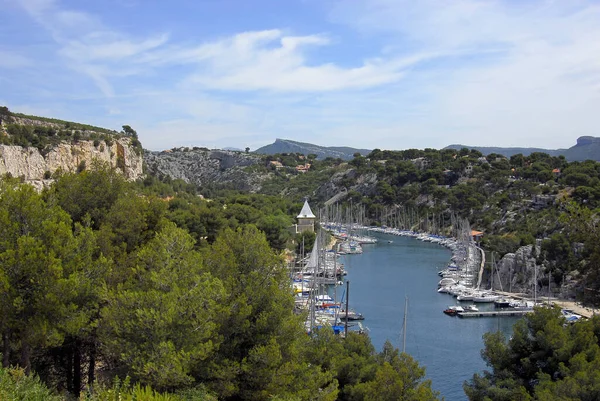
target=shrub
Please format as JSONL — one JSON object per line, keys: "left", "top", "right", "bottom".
{"left": 0, "top": 367, "right": 61, "bottom": 401}
{"left": 83, "top": 377, "right": 185, "bottom": 401}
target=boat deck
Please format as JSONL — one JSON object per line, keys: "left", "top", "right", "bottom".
{"left": 457, "top": 309, "right": 533, "bottom": 318}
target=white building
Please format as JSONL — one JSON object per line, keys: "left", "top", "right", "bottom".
{"left": 295, "top": 200, "right": 316, "bottom": 233}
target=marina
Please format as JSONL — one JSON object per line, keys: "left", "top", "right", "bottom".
{"left": 292, "top": 202, "right": 585, "bottom": 398}
{"left": 316, "top": 229, "right": 520, "bottom": 400}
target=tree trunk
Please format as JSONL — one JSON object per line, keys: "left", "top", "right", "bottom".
{"left": 2, "top": 332, "right": 9, "bottom": 368}
{"left": 66, "top": 342, "right": 73, "bottom": 393}
{"left": 19, "top": 342, "right": 31, "bottom": 375}
{"left": 73, "top": 339, "right": 81, "bottom": 397}
{"left": 87, "top": 341, "right": 96, "bottom": 386}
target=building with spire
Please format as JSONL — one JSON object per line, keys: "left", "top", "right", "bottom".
{"left": 295, "top": 199, "right": 316, "bottom": 233}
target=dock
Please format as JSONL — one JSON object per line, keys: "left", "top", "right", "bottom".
{"left": 458, "top": 309, "right": 533, "bottom": 318}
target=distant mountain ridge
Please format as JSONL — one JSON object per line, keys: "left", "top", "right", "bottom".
{"left": 445, "top": 136, "right": 600, "bottom": 161}
{"left": 254, "top": 138, "right": 371, "bottom": 160}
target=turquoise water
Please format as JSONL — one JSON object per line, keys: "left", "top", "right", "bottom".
{"left": 339, "top": 232, "right": 518, "bottom": 401}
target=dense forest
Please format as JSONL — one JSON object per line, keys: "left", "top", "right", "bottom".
{"left": 0, "top": 166, "right": 439, "bottom": 400}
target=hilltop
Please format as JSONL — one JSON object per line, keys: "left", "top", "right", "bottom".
{"left": 254, "top": 138, "right": 371, "bottom": 160}
{"left": 445, "top": 136, "right": 600, "bottom": 161}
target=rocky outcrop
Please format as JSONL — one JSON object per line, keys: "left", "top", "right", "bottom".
{"left": 492, "top": 242, "right": 571, "bottom": 298}
{"left": 494, "top": 245, "right": 539, "bottom": 294}
{"left": 0, "top": 138, "right": 143, "bottom": 182}
{"left": 316, "top": 168, "right": 379, "bottom": 201}
{"left": 576, "top": 136, "right": 600, "bottom": 146}
{"left": 144, "top": 148, "right": 267, "bottom": 191}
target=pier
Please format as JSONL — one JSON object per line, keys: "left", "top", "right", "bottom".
{"left": 457, "top": 309, "right": 533, "bottom": 318}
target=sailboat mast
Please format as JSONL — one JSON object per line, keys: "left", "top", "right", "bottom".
{"left": 344, "top": 281, "right": 350, "bottom": 338}
{"left": 402, "top": 296, "right": 408, "bottom": 353}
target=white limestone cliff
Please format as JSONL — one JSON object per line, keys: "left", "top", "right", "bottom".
{"left": 0, "top": 138, "right": 143, "bottom": 183}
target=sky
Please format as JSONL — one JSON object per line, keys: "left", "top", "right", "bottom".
{"left": 1, "top": 0, "right": 600, "bottom": 151}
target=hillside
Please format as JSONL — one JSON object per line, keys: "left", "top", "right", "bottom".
{"left": 444, "top": 144, "right": 563, "bottom": 158}
{"left": 144, "top": 147, "right": 267, "bottom": 192}
{"left": 445, "top": 136, "right": 600, "bottom": 161}
{"left": 0, "top": 106, "right": 143, "bottom": 183}
{"left": 254, "top": 138, "right": 371, "bottom": 160}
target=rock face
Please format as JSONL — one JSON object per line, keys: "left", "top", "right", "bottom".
{"left": 494, "top": 242, "right": 551, "bottom": 296}
{"left": 144, "top": 148, "right": 266, "bottom": 191}
{"left": 575, "top": 136, "right": 600, "bottom": 146}
{"left": 316, "top": 169, "right": 378, "bottom": 202}
{"left": 495, "top": 245, "right": 537, "bottom": 294}
{"left": 0, "top": 138, "right": 143, "bottom": 182}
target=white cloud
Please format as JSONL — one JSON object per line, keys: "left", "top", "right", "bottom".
{"left": 60, "top": 33, "right": 169, "bottom": 62}
{"left": 181, "top": 30, "right": 440, "bottom": 91}
{"left": 328, "top": 0, "right": 600, "bottom": 148}
{"left": 16, "top": 0, "right": 434, "bottom": 95}
{"left": 19, "top": 0, "right": 55, "bottom": 20}
{"left": 10, "top": 0, "right": 600, "bottom": 151}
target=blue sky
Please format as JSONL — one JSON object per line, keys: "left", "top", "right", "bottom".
{"left": 2, "top": 0, "right": 600, "bottom": 151}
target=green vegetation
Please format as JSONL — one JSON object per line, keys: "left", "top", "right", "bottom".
{"left": 0, "top": 367, "right": 61, "bottom": 401}
{"left": 0, "top": 166, "right": 438, "bottom": 400}
{"left": 464, "top": 308, "right": 600, "bottom": 400}
{"left": 247, "top": 152, "right": 347, "bottom": 199}
{"left": 1, "top": 106, "right": 116, "bottom": 135}
{"left": 0, "top": 106, "right": 141, "bottom": 155}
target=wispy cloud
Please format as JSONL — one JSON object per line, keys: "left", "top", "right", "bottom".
{"left": 328, "top": 0, "right": 600, "bottom": 148}
{"left": 182, "top": 30, "right": 432, "bottom": 91}
{"left": 16, "top": 0, "right": 435, "bottom": 95}
{"left": 0, "top": 50, "right": 31, "bottom": 69}
{"left": 5, "top": 0, "right": 600, "bottom": 151}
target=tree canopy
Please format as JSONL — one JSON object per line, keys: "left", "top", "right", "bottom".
{"left": 0, "top": 167, "right": 438, "bottom": 400}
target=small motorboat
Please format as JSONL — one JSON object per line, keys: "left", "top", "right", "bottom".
{"left": 443, "top": 308, "right": 458, "bottom": 316}
{"left": 494, "top": 298, "right": 512, "bottom": 308}
{"left": 387, "top": 240, "right": 393, "bottom": 244}
{"left": 464, "top": 304, "right": 479, "bottom": 312}
{"left": 339, "top": 309, "right": 365, "bottom": 321}
{"left": 443, "top": 305, "right": 464, "bottom": 316}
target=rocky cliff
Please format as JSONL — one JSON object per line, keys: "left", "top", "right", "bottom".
{"left": 0, "top": 138, "right": 143, "bottom": 185}
{"left": 144, "top": 148, "right": 267, "bottom": 191}
{"left": 493, "top": 244, "right": 542, "bottom": 294}
{"left": 492, "top": 242, "right": 576, "bottom": 298}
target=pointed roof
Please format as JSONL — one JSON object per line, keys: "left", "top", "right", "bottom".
{"left": 297, "top": 200, "right": 315, "bottom": 219}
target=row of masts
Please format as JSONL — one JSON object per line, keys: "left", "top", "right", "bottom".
{"left": 320, "top": 203, "right": 473, "bottom": 244}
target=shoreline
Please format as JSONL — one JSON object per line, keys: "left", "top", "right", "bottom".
{"left": 324, "top": 224, "right": 594, "bottom": 320}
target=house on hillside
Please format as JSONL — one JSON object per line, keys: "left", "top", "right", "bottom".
{"left": 269, "top": 160, "right": 284, "bottom": 169}
{"left": 295, "top": 200, "right": 316, "bottom": 233}
{"left": 295, "top": 163, "right": 311, "bottom": 173}
{"left": 471, "top": 230, "right": 484, "bottom": 244}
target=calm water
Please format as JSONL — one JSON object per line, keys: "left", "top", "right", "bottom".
{"left": 338, "top": 232, "right": 517, "bottom": 401}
